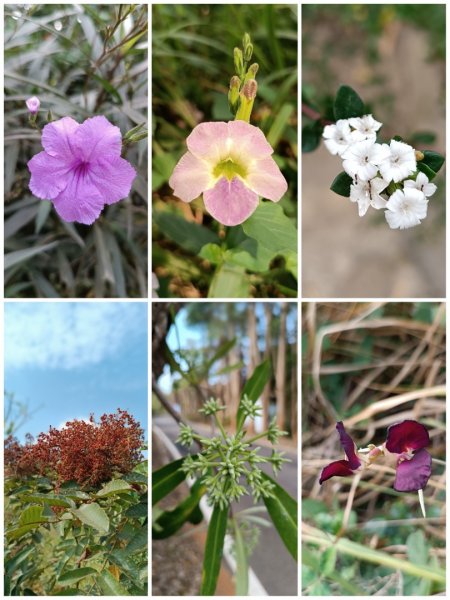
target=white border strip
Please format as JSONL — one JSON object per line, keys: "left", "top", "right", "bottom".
{"left": 153, "top": 424, "right": 268, "bottom": 597}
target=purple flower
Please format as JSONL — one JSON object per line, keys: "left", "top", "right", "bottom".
{"left": 319, "top": 422, "right": 361, "bottom": 484}
{"left": 385, "top": 420, "right": 432, "bottom": 492}
{"left": 26, "top": 96, "right": 40, "bottom": 115}
{"left": 169, "top": 121, "right": 288, "bottom": 226}
{"left": 320, "top": 419, "right": 432, "bottom": 493}
{"left": 27, "top": 116, "right": 136, "bottom": 225}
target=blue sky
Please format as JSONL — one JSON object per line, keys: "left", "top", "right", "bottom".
{"left": 4, "top": 302, "right": 148, "bottom": 442}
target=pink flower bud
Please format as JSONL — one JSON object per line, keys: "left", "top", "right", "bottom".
{"left": 26, "top": 96, "right": 40, "bottom": 115}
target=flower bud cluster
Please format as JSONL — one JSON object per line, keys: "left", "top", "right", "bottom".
{"left": 323, "top": 115, "right": 437, "bottom": 230}
{"left": 177, "top": 398, "right": 289, "bottom": 509}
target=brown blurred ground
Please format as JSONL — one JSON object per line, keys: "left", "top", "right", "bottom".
{"left": 302, "top": 21, "right": 445, "bottom": 298}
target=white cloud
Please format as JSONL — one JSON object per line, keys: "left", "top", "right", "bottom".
{"left": 5, "top": 302, "right": 147, "bottom": 370}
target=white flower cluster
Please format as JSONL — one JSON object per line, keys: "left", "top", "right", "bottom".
{"left": 323, "top": 115, "right": 436, "bottom": 229}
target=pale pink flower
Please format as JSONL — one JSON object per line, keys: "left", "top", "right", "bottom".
{"left": 26, "top": 96, "right": 40, "bottom": 115}
{"left": 169, "top": 121, "right": 288, "bottom": 226}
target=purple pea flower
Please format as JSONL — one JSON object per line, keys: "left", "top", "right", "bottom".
{"left": 169, "top": 121, "right": 288, "bottom": 226}
{"left": 27, "top": 116, "right": 136, "bottom": 225}
{"left": 320, "top": 419, "right": 432, "bottom": 493}
{"left": 385, "top": 420, "right": 432, "bottom": 492}
{"left": 26, "top": 96, "right": 40, "bottom": 115}
{"left": 319, "top": 422, "right": 362, "bottom": 484}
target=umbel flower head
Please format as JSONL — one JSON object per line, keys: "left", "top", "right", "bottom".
{"left": 320, "top": 419, "right": 432, "bottom": 492}
{"left": 177, "top": 396, "right": 289, "bottom": 509}
{"left": 169, "top": 120, "right": 288, "bottom": 226}
{"left": 28, "top": 116, "right": 136, "bottom": 225}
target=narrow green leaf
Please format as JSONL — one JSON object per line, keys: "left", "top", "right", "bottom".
{"left": 5, "top": 242, "right": 59, "bottom": 270}
{"left": 261, "top": 472, "right": 297, "bottom": 561}
{"left": 205, "top": 338, "right": 236, "bottom": 371}
{"left": 304, "top": 523, "right": 445, "bottom": 584}
{"left": 267, "top": 103, "right": 294, "bottom": 148}
{"left": 96, "top": 571, "right": 130, "bottom": 596}
{"left": 72, "top": 502, "right": 109, "bottom": 533}
{"left": 320, "top": 546, "right": 337, "bottom": 576}
{"left": 152, "top": 457, "right": 187, "bottom": 505}
{"left": 233, "top": 519, "right": 249, "bottom": 595}
{"left": 200, "top": 504, "right": 229, "bottom": 595}
{"left": 334, "top": 85, "right": 365, "bottom": 120}
{"left": 153, "top": 478, "right": 206, "bottom": 539}
{"left": 242, "top": 203, "right": 297, "bottom": 255}
{"left": 95, "top": 479, "right": 132, "bottom": 497}
{"left": 58, "top": 567, "right": 97, "bottom": 586}
{"left": 153, "top": 211, "right": 220, "bottom": 254}
{"left": 21, "top": 493, "right": 73, "bottom": 508}
{"left": 330, "top": 171, "right": 353, "bottom": 197}
{"left": 6, "top": 524, "right": 39, "bottom": 541}
{"left": 236, "top": 360, "right": 271, "bottom": 430}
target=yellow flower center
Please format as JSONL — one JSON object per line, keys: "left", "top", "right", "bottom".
{"left": 213, "top": 158, "right": 247, "bottom": 181}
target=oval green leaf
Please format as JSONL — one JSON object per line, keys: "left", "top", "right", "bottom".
{"left": 334, "top": 85, "right": 365, "bottom": 120}
{"left": 96, "top": 571, "right": 130, "bottom": 596}
{"left": 72, "top": 502, "right": 109, "bottom": 533}
{"left": 330, "top": 171, "right": 353, "bottom": 197}
{"left": 96, "top": 479, "right": 132, "bottom": 497}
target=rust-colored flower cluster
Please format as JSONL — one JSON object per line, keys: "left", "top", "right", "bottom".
{"left": 4, "top": 409, "right": 144, "bottom": 486}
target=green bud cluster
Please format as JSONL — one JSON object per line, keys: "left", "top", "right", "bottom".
{"left": 178, "top": 397, "right": 290, "bottom": 510}
{"left": 228, "top": 32, "right": 259, "bottom": 123}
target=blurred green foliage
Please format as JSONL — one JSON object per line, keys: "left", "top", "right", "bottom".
{"left": 152, "top": 4, "right": 298, "bottom": 298}
{"left": 5, "top": 4, "right": 148, "bottom": 297}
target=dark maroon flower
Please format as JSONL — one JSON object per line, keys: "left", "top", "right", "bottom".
{"left": 319, "top": 422, "right": 361, "bottom": 484}
{"left": 386, "top": 420, "right": 432, "bottom": 492}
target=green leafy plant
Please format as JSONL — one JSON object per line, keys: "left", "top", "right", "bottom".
{"left": 152, "top": 362, "right": 298, "bottom": 596}
{"left": 4, "top": 411, "right": 148, "bottom": 595}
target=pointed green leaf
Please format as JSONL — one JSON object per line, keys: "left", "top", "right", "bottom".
{"left": 261, "top": 472, "right": 297, "bottom": 561}
{"left": 334, "top": 85, "right": 365, "bottom": 120}
{"left": 96, "top": 479, "right": 132, "bottom": 497}
{"left": 236, "top": 360, "right": 271, "bottom": 430}
{"left": 72, "top": 502, "right": 109, "bottom": 533}
{"left": 125, "top": 524, "right": 148, "bottom": 554}
{"left": 6, "top": 524, "right": 39, "bottom": 541}
{"left": 200, "top": 504, "right": 229, "bottom": 595}
{"left": 125, "top": 501, "right": 148, "bottom": 518}
{"left": 19, "top": 505, "right": 50, "bottom": 526}
{"left": 330, "top": 171, "right": 353, "bottom": 197}
{"left": 417, "top": 162, "right": 436, "bottom": 180}
{"left": 152, "top": 457, "right": 188, "bottom": 505}
{"left": 153, "top": 478, "right": 206, "bottom": 539}
{"left": 96, "top": 571, "right": 130, "bottom": 596}
{"left": 58, "top": 567, "right": 97, "bottom": 586}
{"left": 21, "top": 493, "right": 73, "bottom": 507}
{"left": 421, "top": 150, "right": 445, "bottom": 175}
{"left": 153, "top": 211, "right": 220, "bottom": 254}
